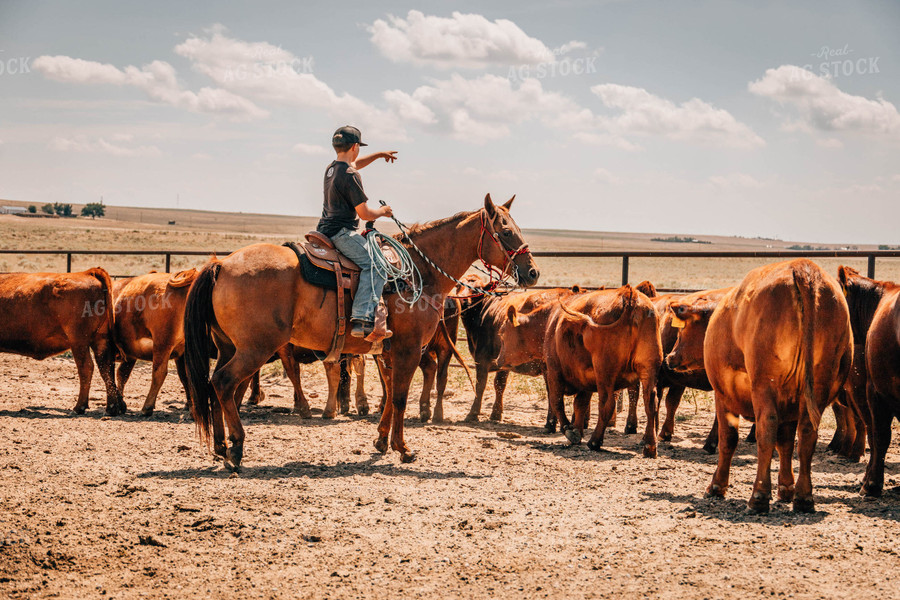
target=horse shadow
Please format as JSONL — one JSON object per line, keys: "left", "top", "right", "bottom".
{"left": 137, "top": 454, "right": 488, "bottom": 482}
{"left": 641, "top": 490, "right": 829, "bottom": 524}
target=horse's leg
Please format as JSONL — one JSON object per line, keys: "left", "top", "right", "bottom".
{"left": 174, "top": 355, "right": 192, "bottom": 412}
{"left": 338, "top": 357, "right": 351, "bottom": 415}
{"left": 276, "top": 347, "right": 310, "bottom": 418}
{"left": 388, "top": 352, "right": 421, "bottom": 463}
{"left": 433, "top": 347, "right": 452, "bottom": 424}
{"left": 140, "top": 349, "right": 172, "bottom": 416}
{"left": 418, "top": 352, "right": 437, "bottom": 423}
{"left": 322, "top": 361, "right": 343, "bottom": 419}
{"left": 375, "top": 354, "right": 394, "bottom": 452}
{"left": 71, "top": 344, "right": 94, "bottom": 414}
{"left": 464, "top": 363, "right": 490, "bottom": 423}
{"left": 208, "top": 341, "right": 235, "bottom": 461}
{"left": 234, "top": 376, "right": 253, "bottom": 411}
{"left": 211, "top": 351, "right": 271, "bottom": 470}
{"left": 353, "top": 356, "right": 369, "bottom": 416}
{"left": 489, "top": 369, "right": 510, "bottom": 422}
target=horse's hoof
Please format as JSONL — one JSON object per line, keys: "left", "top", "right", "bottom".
{"left": 643, "top": 444, "right": 657, "bottom": 459}
{"left": 705, "top": 483, "right": 725, "bottom": 498}
{"left": 400, "top": 451, "right": 417, "bottom": 464}
{"left": 861, "top": 480, "right": 883, "bottom": 498}
{"left": 489, "top": 411, "right": 502, "bottom": 422}
{"left": 544, "top": 423, "right": 557, "bottom": 434}
{"left": 374, "top": 437, "right": 388, "bottom": 454}
{"left": 419, "top": 410, "right": 431, "bottom": 423}
{"left": 322, "top": 411, "right": 335, "bottom": 420}
{"left": 433, "top": 416, "right": 445, "bottom": 424}
{"left": 564, "top": 428, "right": 582, "bottom": 445}
{"left": 140, "top": 408, "right": 154, "bottom": 417}
{"left": 213, "top": 444, "right": 227, "bottom": 460}
{"left": 659, "top": 430, "right": 672, "bottom": 442}
{"left": 72, "top": 405, "right": 87, "bottom": 415}
{"left": 294, "top": 407, "right": 312, "bottom": 419}
{"left": 105, "top": 404, "right": 121, "bottom": 417}
{"left": 748, "top": 492, "right": 770, "bottom": 514}
{"left": 226, "top": 446, "right": 243, "bottom": 471}
{"left": 702, "top": 442, "right": 717, "bottom": 455}
{"left": 792, "top": 496, "right": 815, "bottom": 513}
{"left": 624, "top": 424, "right": 637, "bottom": 435}
{"left": 357, "top": 403, "right": 370, "bottom": 417}
{"left": 586, "top": 439, "right": 602, "bottom": 452}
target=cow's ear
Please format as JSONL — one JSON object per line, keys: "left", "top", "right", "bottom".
{"left": 837, "top": 265, "right": 851, "bottom": 294}
{"left": 570, "top": 284, "right": 582, "bottom": 293}
{"left": 502, "top": 195, "right": 515, "bottom": 210}
{"left": 484, "top": 193, "right": 497, "bottom": 217}
{"left": 507, "top": 305, "right": 520, "bottom": 327}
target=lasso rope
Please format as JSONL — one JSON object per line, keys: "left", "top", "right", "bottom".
{"left": 365, "top": 230, "right": 423, "bottom": 306}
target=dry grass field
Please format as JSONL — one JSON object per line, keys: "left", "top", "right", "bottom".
{"left": 2, "top": 201, "right": 900, "bottom": 599}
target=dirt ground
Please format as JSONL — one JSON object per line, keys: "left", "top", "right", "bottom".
{"left": 1, "top": 354, "right": 899, "bottom": 600}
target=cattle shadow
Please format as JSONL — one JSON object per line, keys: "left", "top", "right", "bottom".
{"left": 641, "top": 490, "right": 829, "bottom": 524}
{"left": 137, "top": 454, "right": 487, "bottom": 482}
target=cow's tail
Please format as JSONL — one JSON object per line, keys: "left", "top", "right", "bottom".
{"left": 184, "top": 259, "right": 221, "bottom": 444}
{"left": 560, "top": 284, "right": 638, "bottom": 328}
{"left": 792, "top": 263, "right": 821, "bottom": 429}
{"left": 85, "top": 267, "right": 115, "bottom": 333}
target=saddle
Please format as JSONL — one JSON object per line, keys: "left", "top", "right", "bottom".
{"left": 284, "top": 232, "right": 398, "bottom": 362}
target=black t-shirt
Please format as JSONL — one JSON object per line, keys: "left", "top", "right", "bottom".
{"left": 316, "top": 160, "right": 368, "bottom": 236}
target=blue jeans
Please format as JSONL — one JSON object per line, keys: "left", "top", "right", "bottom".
{"left": 331, "top": 227, "right": 387, "bottom": 323}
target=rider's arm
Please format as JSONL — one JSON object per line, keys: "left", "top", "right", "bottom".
{"left": 352, "top": 151, "right": 397, "bottom": 170}
{"left": 355, "top": 202, "right": 392, "bottom": 221}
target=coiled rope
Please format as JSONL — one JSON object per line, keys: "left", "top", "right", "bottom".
{"left": 365, "top": 230, "right": 423, "bottom": 306}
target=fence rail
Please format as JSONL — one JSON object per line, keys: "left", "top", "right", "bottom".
{"left": 2, "top": 248, "right": 900, "bottom": 282}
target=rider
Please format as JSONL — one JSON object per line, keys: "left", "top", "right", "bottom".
{"left": 316, "top": 125, "right": 397, "bottom": 338}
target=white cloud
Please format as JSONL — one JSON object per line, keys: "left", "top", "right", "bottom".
{"left": 555, "top": 41, "right": 588, "bottom": 56}
{"left": 174, "top": 28, "right": 404, "bottom": 140}
{"left": 707, "top": 173, "right": 764, "bottom": 188}
{"left": 292, "top": 143, "right": 330, "bottom": 156}
{"left": 591, "top": 84, "right": 765, "bottom": 148}
{"left": 48, "top": 135, "right": 162, "bottom": 157}
{"left": 32, "top": 55, "right": 267, "bottom": 120}
{"left": 593, "top": 168, "right": 621, "bottom": 185}
{"left": 749, "top": 65, "right": 900, "bottom": 136}
{"left": 816, "top": 137, "right": 843, "bottom": 149}
{"left": 368, "top": 10, "right": 555, "bottom": 68}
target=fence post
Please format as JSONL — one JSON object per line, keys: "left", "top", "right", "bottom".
{"left": 66, "top": 253, "right": 72, "bottom": 273}
{"left": 621, "top": 255, "right": 629, "bottom": 286}
{"left": 868, "top": 255, "right": 876, "bottom": 279}
{"left": 165, "top": 253, "right": 171, "bottom": 273}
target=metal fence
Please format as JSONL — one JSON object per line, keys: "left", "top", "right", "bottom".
{"left": 2, "top": 248, "right": 900, "bottom": 285}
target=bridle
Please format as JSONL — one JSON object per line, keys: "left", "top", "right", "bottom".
{"left": 475, "top": 208, "right": 531, "bottom": 293}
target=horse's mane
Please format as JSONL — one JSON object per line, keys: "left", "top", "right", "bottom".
{"left": 403, "top": 210, "right": 475, "bottom": 237}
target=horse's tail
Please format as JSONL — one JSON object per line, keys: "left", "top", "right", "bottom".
{"left": 792, "top": 262, "right": 821, "bottom": 429}
{"left": 184, "top": 258, "right": 221, "bottom": 443}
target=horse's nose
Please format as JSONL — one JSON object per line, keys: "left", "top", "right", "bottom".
{"left": 528, "top": 268, "right": 539, "bottom": 282}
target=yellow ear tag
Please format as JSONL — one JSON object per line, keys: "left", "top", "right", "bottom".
{"left": 671, "top": 315, "right": 686, "bottom": 329}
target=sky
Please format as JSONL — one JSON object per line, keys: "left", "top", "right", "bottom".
{"left": 0, "top": 0, "right": 898, "bottom": 243}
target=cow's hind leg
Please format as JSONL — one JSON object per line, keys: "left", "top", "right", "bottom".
{"left": 793, "top": 405, "right": 819, "bottom": 512}
{"left": 587, "top": 386, "right": 615, "bottom": 451}
{"left": 639, "top": 377, "right": 659, "bottom": 458}
{"left": 776, "top": 419, "right": 798, "bottom": 503}
{"left": 748, "top": 390, "right": 778, "bottom": 513}
{"left": 140, "top": 350, "right": 172, "bottom": 416}
{"left": 433, "top": 352, "right": 452, "bottom": 424}
{"left": 116, "top": 358, "right": 136, "bottom": 400}
{"left": 92, "top": 337, "right": 123, "bottom": 415}
{"left": 570, "top": 390, "right": 592, "bottom": 445}
{"left": 658, "top": 385, "right": 685, "bottom": 442}
{"left": 464, "top": 363, "right": 490, "bottom": 423}
{"left": 71, "top": 345, "right": 94, "bottom": 414}
{"left": 418, "top": 351, "right": 437, "bottom": 422}
{"left": 624, "top": 385, "right": 639, "bottom": 434}
{"left": 861, "top": 387, "right": 893, "bottom": 498}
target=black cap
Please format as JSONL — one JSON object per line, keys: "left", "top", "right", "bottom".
{"left": 332, "top": 125, "right": 367, "bottom": 147}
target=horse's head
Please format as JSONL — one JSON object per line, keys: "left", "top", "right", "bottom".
{"left": 479, "top": 194, "right": 540, "bottom": 288}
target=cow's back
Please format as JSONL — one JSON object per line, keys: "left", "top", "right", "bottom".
{"left": 114, "top": 271, "right": 194, "bottom": 360}
{"left": 866, "top": 288, "right": 900, "bottom": 401}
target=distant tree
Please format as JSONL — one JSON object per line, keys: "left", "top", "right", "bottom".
{"left": 53, "top": 202, "right": 73, "bottom": 217}
{"left": 27, "top": 205, "right": 36, "bottom": 213}
{"left": 40, "top": 203, "right": 54, "bottom": 215}
{"left": 80, "top": 203, "right": 105, "bottom": 219}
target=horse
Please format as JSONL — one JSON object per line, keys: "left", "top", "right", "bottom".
{"left": 183, "top": 194, "right": 539, "bottom": 468}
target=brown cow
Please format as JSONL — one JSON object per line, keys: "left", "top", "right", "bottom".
{"left": 837, "top": 266, "right": 899, "bottom": 496}
{"left": 669, "top": 260, "right": 852, "bottom": 512}
{"left": 0, "top": 268, "right": 122, "bottom": 414}
{"left": 113, "top": 269, "right": 199, "bottom": 415}
{"left": 543, "top": 285, "right": 662, "bottom": 456}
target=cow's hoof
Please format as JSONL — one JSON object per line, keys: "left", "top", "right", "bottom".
{"left": 776, "top": 485, "right": 795, "bottom": 503}
{"left": 433, "top": 415, "right": 445, "bottom": 424}
{"left": 586, "top": 439, "right": 603, "bottom": 452}
{"left": 489, "top": 412, "right": 502, "bottom": 422}
{"left": 705, "top": 483, "right": 725, "bottom": 498}
{"left": 463, "top": 413, "right": 479, "bottom": 423}
{"left": 793, "top": 496, "right": 815, "bottom": 513}
{"left": 357, "top": 404, "right": 369, "bottom": 417}
{"left": 643, "top": 445, "right": 657, "bottom": 459}
{"left": 374, "top": 437, "right": 388, "bottom": 454}
{"left": 213, "top": 442, "right": 227, "bottom": 460}
{"left": 294, "top": 407, "right": 312, "bottom": 419}
{"left": 105, "top": 404, "right": 122, "bottom": 417}
{"left": 72, "top": 405, "right": 87, "bottom": 415}
{"left": 564, "top": 428, "right": 582, "bottom": 445}
{"left": 748, "top": 492, "right": 770, "bottom": 514}
{"left": 861, "top": 480, "right": 883, "bottom": 498}
{"left": 702, "top": 442, "right": 717, "bottom": 455}
{"left": 658, "top": 430, "right": 672, "bottom": 442}
{"left": 400, "top": 451, "right": 417, "bottom": 464}
{"left": 140, "top": 408, "right": 154, "bottom": 417}
{"left": 226, "top": 445, "right": 243, "bottom": 470}
{"left": 624, "top": 423, "right": 637, "bottom": 435}
{"left": 544, "top": 422, "right": 557, "bottom": 434}
{"left": 419, "top": 410, "right": 431, "bottom": 423}
{"left": 322, "top": 411, "right": 335, "bottom": 420}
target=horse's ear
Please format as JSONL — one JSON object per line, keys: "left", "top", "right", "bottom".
{"left": 502, "top": 195, "right": 516, "bottom": 210}
{"left": 484, "top": 193, "right": 496, "bottom": 217}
